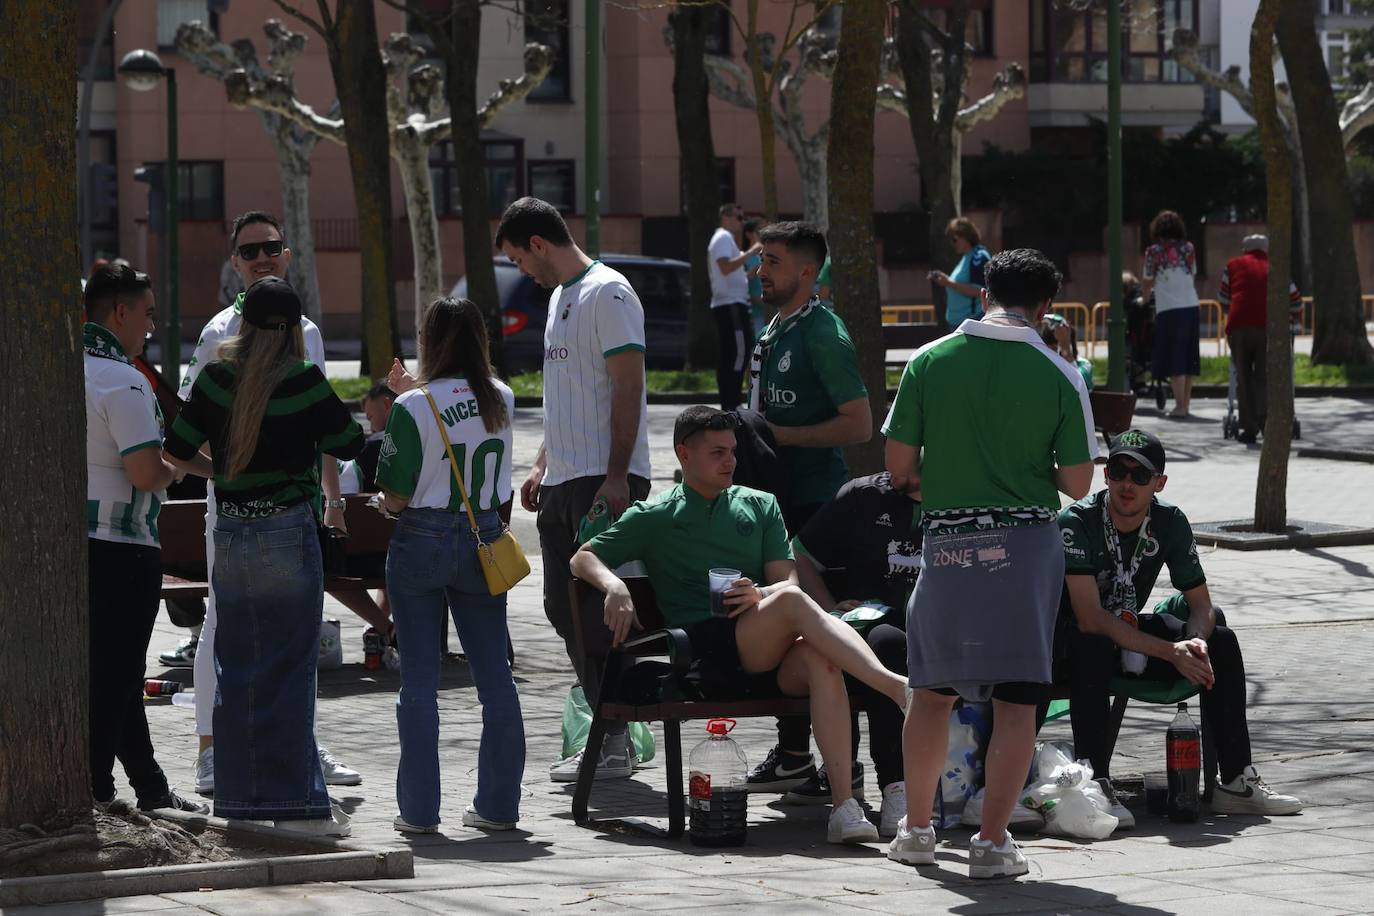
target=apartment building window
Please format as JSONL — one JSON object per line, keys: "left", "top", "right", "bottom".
{"left": 430, "top": 138, "right": 526, "bottom": 218}
{"left": 143, "top": 160, "right": 224, "bottom": 220}
{"left": 1325, "top": 31, "right": 1349, "bottom": 85}
{"left": 528, "top": 160, "right": 576, "bottom": 213}
{"left": 926, "top": 2, "right": 995, "bottom": 57}
{"left": 526, "top": 0, "right": 571, "bottom": 101}
{"left": 1030, "top": 0, "right": 1199, "bottom": 83}
{"left": 157, "top": 0, "right": 219, "bottom": 49}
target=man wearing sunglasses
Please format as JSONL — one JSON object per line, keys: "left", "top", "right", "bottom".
{"left": 1056, "top": 429, "right": 1302, "bottom": 817}
{"left": 173, "top": 211, "right": 362, "bottom": 796}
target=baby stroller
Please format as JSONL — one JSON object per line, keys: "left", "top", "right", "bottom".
{"left": 1122, "top": 275, "right": 1168, "bottom": 411}
{"left": 1221, "top": 324, "right": 1301, "bottom": 441}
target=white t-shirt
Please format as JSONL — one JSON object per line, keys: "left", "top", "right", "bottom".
{"left": 708, "top": 227, "right": 749, "bottom": 308}
{"left": 542, "top": 261, "right": 652, "bottom": 487}
{"left": 84, "top": 324, "right": 165, "bottom": 546}
{"left": 376, "top": 377, "right": 515, "bottom": 512}
{"left": 180, "top": 292, "right": 326, "bottom": 520}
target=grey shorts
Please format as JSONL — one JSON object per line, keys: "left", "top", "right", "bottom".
{"left": 906, "top": 520, "right": 1064, "bottom": 702}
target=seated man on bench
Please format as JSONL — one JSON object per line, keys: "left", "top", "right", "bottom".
{"left": 1056, "top": 429, "right": 1302, "bottom": 818}
{"left": 570, "top": 406, "right": 909, "bottom": 845}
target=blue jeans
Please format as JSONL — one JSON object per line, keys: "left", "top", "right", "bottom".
{"left": 210, "top": 503, "right": 330, "bottom": 821}
{"left": 387, "top": 507, "right": 526, "bottom": 826}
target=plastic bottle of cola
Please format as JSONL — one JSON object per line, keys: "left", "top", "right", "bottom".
{"left": 1166, "top": 702, "right": 1201, "bottom": 822}
{"left": 688, "top": 717, "right": 748, "bottom": 847}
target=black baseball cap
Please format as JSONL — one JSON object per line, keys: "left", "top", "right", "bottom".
{"left": 242, "top": 276, "right": 301, "bottom": 330}
{"left": 1108, "top": 429, "right": 1166, "bottom": 474}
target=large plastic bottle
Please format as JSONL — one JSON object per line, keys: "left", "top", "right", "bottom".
{"left": 1166, "top": 702, "right": 1201, "bottom": 822}
{"left": 688, "top": 717, "right": 748, "bottom": 847}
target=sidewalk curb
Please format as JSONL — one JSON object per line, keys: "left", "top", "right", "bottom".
{"left": 1296, "top": 446, "right": 1374, "bottom": 463}
{"left": 1193, "top": 518, "right": 1374, "bottom": 551}
{"left": 0, "top": 814, "right": 412, "bottom": 907}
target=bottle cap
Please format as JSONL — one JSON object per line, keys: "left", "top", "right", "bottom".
{"left": 706, "top": 717, "right": 736, "bottom": 736}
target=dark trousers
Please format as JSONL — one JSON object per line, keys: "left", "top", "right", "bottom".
{"left": 1062, "top": 610, "right": 1252, "bottom": 782}
{"left": 1228, "top": 327, "right": 1266, "bottom": 437}
{"left": 537, "top": 473, "right": 651, "bottom": 699}
{"left": 713, "top": 303, "right": 755, "bottom": 411}
{"left": 89, "top": 538, "right": 169, "bottom": 804}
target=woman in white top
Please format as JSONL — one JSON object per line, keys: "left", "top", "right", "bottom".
{"left": 376, "top": 297, "right": 523, "bottom": 834}
{"left": 1141, "top": 210, "right": 1202, "bottom": 418}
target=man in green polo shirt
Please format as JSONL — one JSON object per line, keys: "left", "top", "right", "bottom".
{"left": 883, "top": 248, "right": 1097, "bottom": 879}
{"left": 570, "top": 406, "right": 908, "bottom": 845}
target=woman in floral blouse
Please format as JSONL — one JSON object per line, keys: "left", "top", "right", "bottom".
{"left": 1141, "top": 210, "right": 1201, "bottom": 418}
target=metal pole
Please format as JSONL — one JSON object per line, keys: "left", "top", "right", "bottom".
{"left": 584, "top": 0, "right": 601, "bottom": 257}
{"left": 165, "top": 68, "right": 181, "bottom": 390}
{"left": 1106, "top": 0, "right": 1125, "bottom": 392}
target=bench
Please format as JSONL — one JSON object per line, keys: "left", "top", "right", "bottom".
{"left": 158, "top": 495, "right": 394, "bottom": 599}
{"left": 882, "top": 322, "right": 944, "bottom": 365}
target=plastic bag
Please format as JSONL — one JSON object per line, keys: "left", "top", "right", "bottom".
{"left": 560, "top": 685, "right": 656, "bottom": 764}
{"left": 933, "top": 701, "right": 991, "bottom": 828}
{"left": 1024, "top": 741, "right": 1118, "bottom": 840}
{"left": 318, "top": 618, "right": 343, "bottom": 671}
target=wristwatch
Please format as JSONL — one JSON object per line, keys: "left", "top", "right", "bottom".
{"left": 324, "top": 498, "right": 347, "bottom": 510}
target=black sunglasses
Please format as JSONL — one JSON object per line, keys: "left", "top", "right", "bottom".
{"left": 236, "top": 240, "right": 284, "bottom": 261}
{"left": 1106, "top": 460, "right": 1156, "bottom": 486}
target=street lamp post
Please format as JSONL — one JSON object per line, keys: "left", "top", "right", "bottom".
{"left": 118, "top": 49, "right": 180, "bottom": 389}
{"left": 1106, "top": 1, "right": 1126, "bottom": 392}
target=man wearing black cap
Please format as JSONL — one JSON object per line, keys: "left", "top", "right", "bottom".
{"left": 1056, "top": 429, "right": 1302, "bottom": 817}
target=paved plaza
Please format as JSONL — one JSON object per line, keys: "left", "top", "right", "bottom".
{"left": 17, "top": 397, "right": 1374, "bottom": 915}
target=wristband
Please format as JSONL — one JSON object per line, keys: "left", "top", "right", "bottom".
{"left": 324, "top": 498, "right": 346, "bottom": 510}
{"left": 758, "top": 584, "right": 773, "bottom": 600}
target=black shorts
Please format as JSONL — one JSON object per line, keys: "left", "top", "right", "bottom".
{"left": 682, "top": 616, "right": 785, "bottom": 701}
{"left": 929, "top": 682, "right": 1047, "bottom": 706}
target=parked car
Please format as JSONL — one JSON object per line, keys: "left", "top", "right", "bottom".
{"left": 451, "top": 254, "right": 692, "bottom": 373}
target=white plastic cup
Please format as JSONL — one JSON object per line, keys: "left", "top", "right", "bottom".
{"left": 1121, "top": 649, "right": 1147, "bottom": 674}
{"left": 708, "top": 568, "right": 742, "bottom": 618}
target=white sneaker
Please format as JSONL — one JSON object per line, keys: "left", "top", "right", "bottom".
{"left": 318, "top": 746, "right": 362, "bottom": 786}
{"left": 1095, "top": 777, "right": 1136, "bottom": 829}
{"left": 887, "top": 815, "right": 937, "bottom": 865}
{"left": 194, "top": 746, "right": 214, "bottom": 797}
{"left": 961, "top": 787, "right": 1045, "bottom": 831}
{"left": 393, "top": 815, "right": 439, "bottom": 834}
{"left": 1211, "top": 766, "right": 1303, "bottom": 816}
{"left": 879, "top": 781, "right": 908, "bottom": 838}
{"left": 462, "top": 804, "right": 517, "bottom": 831}
{"left": 969, "top": 832, "right": 1028, "bottom": 879}
{"left": 550, "top": 733, "right": 633, "bottom": 783}
{"left": 827, "top": 797, "right": 879, "bottom": 844}
{"left": 275, "top": 804, "right": 351, "bottom": 838}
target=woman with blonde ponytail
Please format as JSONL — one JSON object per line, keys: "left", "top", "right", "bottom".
{"left": 165, "top": 277, "right": 363, "bottom": 835}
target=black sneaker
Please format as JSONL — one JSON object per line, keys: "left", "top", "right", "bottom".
{"left": 138, "top": 790, "right": 210, "bottom": 815}
{"left": 784, "top": 762, "right": 865, "bottom": 806}
{"left": 745, "top": 745, "right": 816, "bottom": 793}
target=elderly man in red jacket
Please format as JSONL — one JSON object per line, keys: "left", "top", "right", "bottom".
{"left": 1218, "top": 234, "right": 1301, "bottom": 444}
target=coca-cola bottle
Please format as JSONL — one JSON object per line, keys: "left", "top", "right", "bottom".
{"left": 1166, "top": 702, "right": 1201, "bottom": 822}
{"left": 688, "top": 718, "right": 748, "bottom": 847}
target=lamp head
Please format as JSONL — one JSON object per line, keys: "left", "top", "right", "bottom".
{"left": 118, "top": 49, "right": 166, "bottom": 92}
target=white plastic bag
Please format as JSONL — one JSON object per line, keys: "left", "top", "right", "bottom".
{"left": 318, "top": 618, "right": 343, "bottom": 670}
{"left": 933, "top": 702, "right": 991, "bottom": 828}
{"left": 1024, "top": 741, "right": 1118, "bottom": 840}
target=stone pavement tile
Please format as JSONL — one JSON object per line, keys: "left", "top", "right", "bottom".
{"left": 1167, "top": 828, "right": 1374, "bottom": 863}
{"left": 395, "top": 877, "right": 791, "bottom": 913}
{"left": 1263, "top": 878, "right": 1374, "bottom": 911}
{"left": 819, "top": 877, "right": 1121, "bottom": 916}
{"left": 0, "top": 901, "right": 198, "bottom": 916}
{"left": 1148, "top": 862, "right": 1369, "bottom": 897}
{"left": 1316, "top": 824, "right": 1374, "bottom": 843}
{"left": 1291, "top": 853, "right": 1374, "bottom": 878}
{"left": 1098, "top": 891, "right": 1357, "bottom": 916}
{"left": 1010, "top": 873, "right": 1228, "bottom": 909}
{"left": 161, "top": 885, "right": 429, "bottom": 915}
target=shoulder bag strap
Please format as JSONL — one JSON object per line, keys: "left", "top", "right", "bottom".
{"left": 419, "top": 386, "right": 485, "bottom": 544}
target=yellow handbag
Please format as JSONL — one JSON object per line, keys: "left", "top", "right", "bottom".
{"left": 420, "top": 386, "right": 530, "bottom": 595}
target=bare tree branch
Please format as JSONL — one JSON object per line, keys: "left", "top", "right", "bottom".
{"left": 1341, "top": 82, "right": 1374, "bottom": 148}
{"left": 270, "top": 0, "right": 328, "bottom": 38}
{"left": 954, "top": 63, "right": 1026, "bottom": 132}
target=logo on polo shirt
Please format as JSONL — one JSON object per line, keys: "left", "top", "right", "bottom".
{"left": 1062, "top": 528, "right": 1075, "bottom": 546}
{"left": 736, "top": 518, "right": 755, "bottom": 537}
{"left": 876, "top": 513, "right": 893, "bottom": 528}
{"left": 379, "top": 432, "right": 397, "bottom": 460}
{"left": 544, "top": 345, "right": 570, "bottom": 362}
{"left": 778, "top": 350, "right": 792, "bottom": 373}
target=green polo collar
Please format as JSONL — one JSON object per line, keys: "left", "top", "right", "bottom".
{"left": 233, "top": 291, "right": 244, "bottom": 314}
{"left": 561, "top": 259, "right": 602, "bottom": 289}
{"left": 83, "top": 322, "right": 131, "bottom": 365}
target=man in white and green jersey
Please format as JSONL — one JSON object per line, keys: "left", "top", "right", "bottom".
{"left": 496, "top": 197, "right": 652, "bottom": 783}
{"left": 883, "top": 248, "right": 1096, "bottom": 879}
{"left": 84, "top": 264, "right": 208, "bottom": 814}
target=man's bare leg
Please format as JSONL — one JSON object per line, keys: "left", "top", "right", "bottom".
{"left": 330, "top": 589, "right": 392, "bottom": 635}
{"left": 774, "top": 642, "right": 853, "bottom": 805}
{"left": 977, "top": 700, "right": 1037, "bottom": 847}
{"left": 903, "top": 688, "right": 956, "bottom": 829}
{"left": 736, "top": 587, "right": 906, "bottom": 707}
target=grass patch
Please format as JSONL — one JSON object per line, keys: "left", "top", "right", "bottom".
{"left": 334, "top": 355, "right": 1372, "bottom": 401}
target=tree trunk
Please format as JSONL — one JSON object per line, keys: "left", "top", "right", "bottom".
{"left": 272, "top": 120, "right": 324, "bottom": 324}
{"left": 895, "top": 0, "right": 965, "bottom": 331}
{"left": 827, "top": 0, "right": 886, "bottom": 476}
{"left": 672, "top": 6, "right": 724, "bottom": 370}
{"left": 444, "top": 0, "right": 505, "bottom": 375}
{"left": 1277, "top": 0, "right": 1374, "bottom": 366}
{"left": 395, "top": 126, "right": 443, "bottom": 340}
{"left": 327, "top": 0, "right": 399, "bottom": 378}
{"left": 1251, "top": 0, "right": 1293, "bottom": 534}
{"left": 0, "top": 0, "right": 91, "bottom": 830}
{"left": 745, "top": 0, "right": 780, "bottom": 220}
